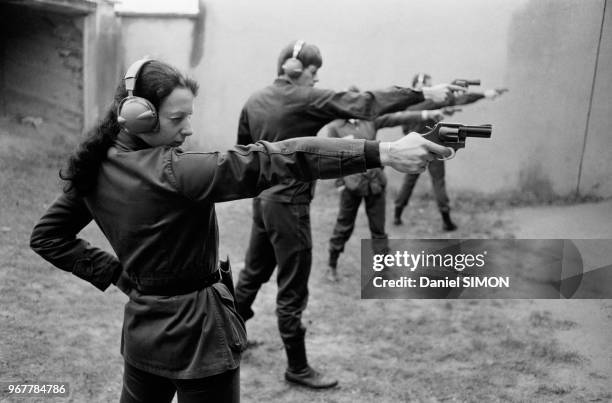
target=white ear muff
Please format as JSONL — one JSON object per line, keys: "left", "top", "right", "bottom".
{"left": 117, "top": 58, "right": 159, "bottom": 134}
{"left": 282, "top": 40, "right": 305, "bottom": 79}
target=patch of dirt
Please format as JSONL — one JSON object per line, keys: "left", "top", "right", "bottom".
{"left": 1, "top": 119, "right": 610, "bottom": 402}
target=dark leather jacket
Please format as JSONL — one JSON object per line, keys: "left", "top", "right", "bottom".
{"left": 29, "top": 132, "right": 380, "bottom": 378}
{"left": 30, "top": 132, "right": 380, "bottom": 292}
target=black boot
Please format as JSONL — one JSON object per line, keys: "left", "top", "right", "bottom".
{"left": 284, "top": 338, "right": 338, "bottom": 389}
{"left": 441, "top": 211, "right": 457, "bottom": 231}
{"left": 393, "top": 206, "right": 403, "bottom": 226}
{"left": 328, "top": 250, "right": 340, "bottom": 269}
{"left": 285, "top": 338, "right": 308, "bottom": 373}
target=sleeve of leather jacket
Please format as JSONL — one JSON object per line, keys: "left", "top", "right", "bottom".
{"left": 30, "top": 192, "right": 122, "bottom": 291}
{"left": 405, "top": 92, "right": 485, "bottom": 111}
{"left": 406, "top": 99, "right": 447, "bottom": 111}
{"left": 171, "top": 137, "right": 381, "bottom": 203}
{"left": 454, "top": 92, "right": 486, "bottom": 105}
{"left": 236, "top": 108, "right": 252, "bottom": 146}
{"left": 373, "top": 110, "right": 424, "bottom": 130}
{"left": 306, "top": 86, "right": 425, "bottom": 121}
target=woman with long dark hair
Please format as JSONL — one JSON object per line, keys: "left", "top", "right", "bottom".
{"left": 30, "top": 58, "right": 450, "bottom": 402}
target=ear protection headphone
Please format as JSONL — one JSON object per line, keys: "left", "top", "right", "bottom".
{"left": 117, "top": 58, "right": 159, "bottom": 134}
{"left": 281, "top": 40, "right": 305, "bottom": 79}
{"left": 416, "top": 73, "right": 425, "bottom": 87}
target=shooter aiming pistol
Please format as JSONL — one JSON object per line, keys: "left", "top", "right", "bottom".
{"left": 422, "top": 122, "right": 492, "bottom": 154}
{"left": 451, "top": 78, "right": 481, "bottom": 88}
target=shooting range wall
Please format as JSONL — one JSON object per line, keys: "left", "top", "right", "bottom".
{"left": 117, "top": 0, "right": 611, "bottom": 198}
{"left": 578, "top": 1, "right": 612, "bottom": 198}
{"left": 499, "top": 0, "right": 612, "bottom": 199}
{"left": 0, "top": 4, "right": 85, "bottom": 132}
{"left": 0, "top": 0, "right": 120, "bottom": 134}
{"left": 116, "top": 6, "right": 205, "bottom": 89}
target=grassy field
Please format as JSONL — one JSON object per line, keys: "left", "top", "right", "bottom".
{"left": 1, "top": 118, "right": 610, "bottom": 402}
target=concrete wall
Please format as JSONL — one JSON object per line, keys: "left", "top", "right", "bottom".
{"left": 0, "top": 1, "right": 121, "bottom": 134}
{"left": 83, "top": 1, "right": 122, "bottom": 131}
{"left": 119, "top": 0, "right": 611, "bottom": 198}
{"left": 118, "top": 17, "right": 198, "bottom": 72}
{"left": 0, "top": 4, "right": 85, "bottom": 131}
{"left": 579, "top": 1, "right": 612, "bottom": 198}
{"left": 501, "top": 0, "right": 609, "bottom": 198}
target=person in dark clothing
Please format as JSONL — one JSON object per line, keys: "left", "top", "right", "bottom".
{"left": 234, "top": 40, "right": 461, "bottom": 389}
{"left": 393, "top": 72, "right": 507, "bottom": 230}
{"left": 29, "top": 58, "right": 453, "bottom": 402}
{"left": 326, "top": 87, "right": 446, "bottom": 281}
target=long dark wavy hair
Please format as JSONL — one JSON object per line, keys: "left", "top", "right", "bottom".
{"left": 60, "top": 60, "right": 199, "bottom": 195}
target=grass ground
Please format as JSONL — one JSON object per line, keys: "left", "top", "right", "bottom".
{"left": 1, "top": 118, "right": 610, "bottom": 402}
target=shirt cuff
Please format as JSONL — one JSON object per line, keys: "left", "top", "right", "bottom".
{"left": 364, "top": 140, "right": 381, "bottom": 169}
{"left": 406, "top": 88, "right": 425, "bottom": 103}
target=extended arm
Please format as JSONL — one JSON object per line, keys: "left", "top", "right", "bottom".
{"left": 305, "top": 83, "right": 461, "bottom": 122}
{"left": 173, "top": 137, "right": 380, "bottom": 203}
{"left": 374, "top": 109, "right": 444, "bottom": 130}
{"left": 454, "top": 88, "right": 508, "bottom": 105}
{"left": 173, "top": 134, "right": 453, "bottom": 203}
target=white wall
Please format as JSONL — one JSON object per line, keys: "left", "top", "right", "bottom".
{"left": 120, "top": 0, "right": 612, "bottom": 197}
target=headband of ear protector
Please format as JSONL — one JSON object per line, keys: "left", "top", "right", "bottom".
{"left": 281, "top": 40, "right": 305, "bottom": 79}
{"left": 117, "top": 58, "right": 159, "bottom": 134}
{"left": 416, "top": 72, "right": 425, "bottom": 86}
{"left": 414, "top": 72, "right": 430, "bottom": 88}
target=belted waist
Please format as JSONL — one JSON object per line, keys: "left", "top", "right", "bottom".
{"left": 135, "top": 269, "right": 221, "bottom": 296}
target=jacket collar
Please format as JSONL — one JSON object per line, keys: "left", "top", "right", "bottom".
{"left": 274, "top": 77, "right": 293, "bottom": 86}
{"left": 115, "top": 130, "right": 152, "bottom": 151}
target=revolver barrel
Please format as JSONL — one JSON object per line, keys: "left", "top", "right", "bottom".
{"left": 452, "top": 79, "right": 481, "bottom": 87}
{"left": 461, "top": 124, "right": 492, "bottom": 138}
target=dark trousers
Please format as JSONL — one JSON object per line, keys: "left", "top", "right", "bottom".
{"left": 235, "top": 198, "right": 311, "bottom": 344}
{"left": 394, "top": 159, "right": 450, "bottom": 213}
{"left": 120, "top": 362, "right": 239, "bottom": 403}
{"left": 329, "top": 187, "right": 389, "bottom": 255}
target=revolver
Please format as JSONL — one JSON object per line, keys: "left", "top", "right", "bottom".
{"left": 422, "top": 122, "right": 492, "bottom": 152}
{"left": 451, "top": 78, "right": 481, "bottom": 88}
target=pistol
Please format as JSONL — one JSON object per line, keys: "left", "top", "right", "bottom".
{"left": 452, "top": 78, "right": 481, "bottom": 88}
{"left": 441, "top": 106, "right": 462, "bottom": 116}
{"left": 422, "top": 122, "right": 492, "bottom": 151}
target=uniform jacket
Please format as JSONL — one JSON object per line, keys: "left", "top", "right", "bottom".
{"left": 236, "top": 78, "right": 424, "bottom": 203}
{"left": 30, "top": 132, "right": 380, "bottom": 377}
{"left": 326, "top": 119, "right": 387, "bottom": 196}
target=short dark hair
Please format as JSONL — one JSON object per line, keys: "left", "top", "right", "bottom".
{"left": 276, "top": 40, "right": 323, "bottom": 76}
